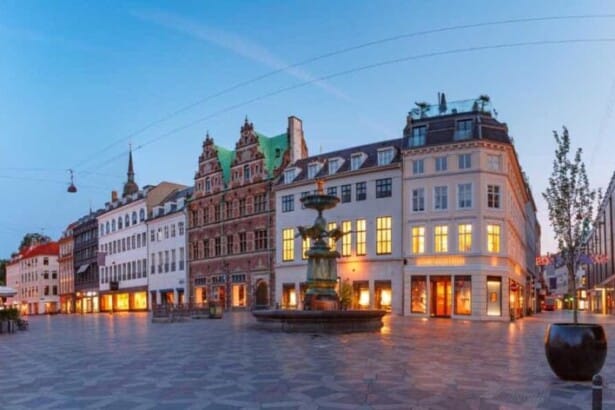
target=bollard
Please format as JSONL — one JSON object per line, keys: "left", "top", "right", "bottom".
{"left": 592, "top": 374, "right": 602, "bottom": 410}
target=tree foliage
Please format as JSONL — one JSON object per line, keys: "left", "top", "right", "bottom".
{"left": 0, "top": 259, "right": 7, "bottom": 286}
{"left": 19, "top": 232, "right": 51, "bottom": 251}
{"left": 542, "top": 127, "right": 597, "bottom": 323}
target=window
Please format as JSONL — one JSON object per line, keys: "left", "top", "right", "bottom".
{"left": 307, "top": 163, "right": 320, "bottom": 179}
{"left": 487, "top": 224, "right": 501, "bottom": 253}
{"left": 118, "top": 217, "right": 123, "bottom": 230}
{"left": 434, "top": 186, "right": 448, "bottom": 210}
{"left": 327, "top": 222, "right": 337, "bottom": 250}
{"left": 164, "top": 226, "right": 169, "bottom": 239}
{"left": 487, "top": 155, "right": 502, "bottom": 171}
{"left": 226, "top": 202, "right": 233, "bottom": 219}
{"left": 341, "top": 184, "right": 351, "bottom": 203}
{"left": 487, "top": 276, "right": 502, "bottom": 316}
{"left": 377, "top": 148, "right": 394, "bottom": 165}
{"left": 412, "top": 159, "right": 424, "bottom": 175}
{"left": 205, "top": 177, "right": 211, "bottom": 193}
{"left": 350, "top": 153, "right": 363, "bottom": 171}
{"left": 458, "top": 153, "right": 471, "bottom": 169}
{"left": 454, "top": 276, "right": 472, "bottom": 315}
{"left": 376, "top": 216, "right": 392, "bottom": 255}
{"left": 139, "top": 209, "right": 145, "bottom": 221}
{"left": 455, "top": 119, "right": 473, "bottom": 140}
{"left": 410, "top": 126, "right": 426, "bottom": 147}
{"left": 356, "top": 182, "right": 367, "bottom": 201}
{"left": 356, "top": 219, "right": 366, "bottom": 256}
{"left": 375, "top": 178, "right": 392, "bottom": 198}
{"left": 328, "top": 158, "right": 340, "bottom": 175}
{"left": 239, "top": 232, "right": 247, "bottom": 253}
{"left": 132, "top": 212, "right": 137, "bottom": 225}
{"left": 214, "top": 237, "right": 221, "bottom": 256}
{"left": 411, "top": 226, "right": 425, "bottom": 254}
{"left": 458, "top": 224, "right": 472, "bottom": 252}
{"left": 125, "top": 214, "right": 130, "bottom": 228}
{"left": 341, "top": 221, "right": 351, "bottom": 257}
{"left": 435, "top": 156, "right": 447, "bottom": 171}
{"left": 284, "top": 169, "right": 296, "bottom": 184}
{"left": 111, "top": 220, "right": 116, "bottom": 232}
{"left": 214, "top": 204, "right": 221, "bottom": 222}
{"left": 178, "top": 222, "right": 184, "bottom": 235}
{"left": 412, "top": 188, "right": 425, "bottom": 212}
{"left": 43, "top": 257, "right": 49, "bottom": 266}
{"left": 302, "top": 237, "right": 310, "bottom": 260}
{"left": 171, "top": 224, "right": 176, "bottom": 237}
{"left": 487, "top": 185, "right": 501, "bottom": 208}
{"left": 239, "top": 199, "right": 246, "bottom": 216}
{"left": 434, "top": 225, "right": 448, "bottom": 253}
{"left": 300, "top": 191, "right": 310, "bottom": 209}
{"left": 226, "top": 235, "right": 234, "bottom": 255}
{"left": 243, "top": 164, "right": 251, "bottom": 182}
{"left": 327, "top": 186, "right": 338, "bottom": 197}
{"left": 281, "top": 194, "right": 294, "bottom": 213}
{"left": 282, "top": 228, "right": 295, "bottom": 262}
{"left": 254, "top": 193, "right": 267, "bottom": 213}
{"left": 255, "top": 230, "right": 268, "bottom": 251}
{"left": 458, "top": 183, "right": 472, "bottom": 209}
{"left": 411, "top": 276, "right": 427, "bottom": 313}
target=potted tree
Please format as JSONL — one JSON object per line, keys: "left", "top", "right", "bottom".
{"left": 542, "top": 127, "right": 606, "bottom": 381}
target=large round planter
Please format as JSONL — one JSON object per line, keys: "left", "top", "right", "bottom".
{"left": 545, "top": 323, "right": 607, "bottom": 381}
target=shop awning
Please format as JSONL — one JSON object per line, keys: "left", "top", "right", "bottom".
{"left": 76, "top": 264, "right": 90, "bottom": 274}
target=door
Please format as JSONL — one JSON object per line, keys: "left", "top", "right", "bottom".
{"left": 431, "top": 276, "right": 452, "bottom": 317}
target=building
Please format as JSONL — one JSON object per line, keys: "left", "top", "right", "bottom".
{"left": 73, "top": 209, "right": 103, "bottom": 314}
{"left": 58, "top": 223, "right": 76, "bottom": 313}
{"left": 586, "top": 171, "right": 615, "bottom": 314}
{"left": 97, "top": 149, "right": 186, "bottom": 312}
{"left": 6, "top": 241, "right": 60, "bottom": 315}
{"left": 147, "top": 187, "right": 192, "bottom": 307}
{"left": 274, "top": 139, "right": 404, "bottom": 313}
{"left": 402, "top": 96, "right": 540, "bottom": 320}
{"left": 188, "top": 116, "right": 308, "bottom": 310}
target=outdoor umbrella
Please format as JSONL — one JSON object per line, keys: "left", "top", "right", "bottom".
{"left": 0, "top": 286, "right": 17, "bottom": 297}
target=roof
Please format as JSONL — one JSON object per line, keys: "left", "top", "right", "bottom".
{"left": 257, "top": 132, "right": 289, "bottom": 178}
{"left": 280, "top": 138, "right": 403, "bottom": 185}
{"left": 215, "top": 145, "right": 235, "bottom": 185}
{"left": 17, "top": 242, "right": 59, "bottom": 260}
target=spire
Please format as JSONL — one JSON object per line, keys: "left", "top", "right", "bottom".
{"left": 122, "top": 145, "right": 139, "bottom": 198}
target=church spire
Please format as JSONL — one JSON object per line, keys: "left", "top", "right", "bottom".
{"left": 122, "top": 145, "right": 139, "bottom": 198}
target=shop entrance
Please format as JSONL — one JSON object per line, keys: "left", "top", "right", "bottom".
{"left": 430, "top": 276, "right": 452, "bottom": 317}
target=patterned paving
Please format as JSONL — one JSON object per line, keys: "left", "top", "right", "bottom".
{"left": 1, "top": 311, "right": 614, "bottom": 409}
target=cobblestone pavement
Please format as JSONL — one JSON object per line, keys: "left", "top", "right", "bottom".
{"left": 1, "top": 311, "right": 614, "bottom": 409}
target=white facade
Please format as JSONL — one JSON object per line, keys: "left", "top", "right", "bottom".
{"left": 147, "top": 189, "right": 190, "bottom": 307}
{"left": 275, "top": 140, "right": 404, "bottom": 314}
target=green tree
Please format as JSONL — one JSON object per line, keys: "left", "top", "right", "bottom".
{"left": 19, "top": 233, "right": 51, "bottom": 251}
{"left": 0, "top": 259, "right": 7, "bottom": 286}
{"left": 542, "top": 127, "right": 597, "bottom": 323}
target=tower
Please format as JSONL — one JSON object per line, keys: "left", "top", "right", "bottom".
{"left": 122, "top": 146, "right": 139, "bottom": 198}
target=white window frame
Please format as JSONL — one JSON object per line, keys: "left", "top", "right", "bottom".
{"left": 458, "top": 153, "right": 471, "bottom": 169}
{"left": 350, "top": 153, "right": 364, "bottom": 171}
{"left": 457, "top": 183, "right": 473, "bottom": 209}
{"left": 435, "top": 156, "right": 448, "bottom": 172}
{"left": 434, "top": 186, "right": 448, "bottom": 211}
{"left": 412, "top": 159, "right": 424, "bottom": 175}
{"left": 377, "top": 148, "right": 394, "bottom": 166}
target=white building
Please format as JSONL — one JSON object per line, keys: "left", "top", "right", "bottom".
{"left": 6, "top": 242, "right": 60, "bottom": 315}
{"left": 147, "top": 187, "right": 192, "bottom": 307}
{"left": 274, "top": 139, "right": 404, "bottom": 314}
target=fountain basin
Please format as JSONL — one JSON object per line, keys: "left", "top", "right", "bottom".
{"left": 252, "top": 309, "right": 386, "bottom": 333}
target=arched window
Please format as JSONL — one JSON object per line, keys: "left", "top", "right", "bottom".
{"left": 118, "top": 217, "right": 123, "bottom": 230}
{"left": 125, "top": 214, "right": 130, "bottom": 228}
{"left": 132, "top": 211, "right": 137, "bottom": 224}
{"left": 111, "top": 220, "right": 116, "bottom": 232}
{"left": 139, "top": 208, "right": 145, "bottom": 222}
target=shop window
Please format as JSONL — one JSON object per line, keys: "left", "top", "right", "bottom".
{"left": 375, "top": 281, "right": 392, "bottom": 311}
{"left": 487, "top": 276, "right": 502, "bottom": 316}
{"left": 454, "top": 276, "right": 472, "bottom": 315}
{"left": 116, "top": 294, "right": 129, "bottom": 310}
{"left": 282, "top": 283, "right": 297, "bottom": 309}
{"left": 232, "top": 284, "right": 246, "bottom": 307}
{"left": 353, "top": 281, "right": 370, "bottom": 309}
{"left": 411, "top": 276, "right": 427, "bottom": 313}
{"left": 134, "top": 292, "right": 148, "bottom": 310}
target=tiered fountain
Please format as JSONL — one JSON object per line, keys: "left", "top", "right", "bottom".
{"left": 252, "top": 180, "right": 386, "bottom": 333}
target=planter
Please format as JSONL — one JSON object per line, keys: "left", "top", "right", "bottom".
{"left": 545, "top": 323, "right": 607, "bottom": 381}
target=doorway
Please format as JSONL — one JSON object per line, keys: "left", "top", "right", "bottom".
{"left": 430, "top": 276, "right": 452, "bottom": 317}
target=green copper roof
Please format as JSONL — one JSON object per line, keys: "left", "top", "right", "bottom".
{"left": 215, "top": 145, "right": 235, "bottom": 185}
{"left": 256, "top": 132, "right": 288, "bottom": 178}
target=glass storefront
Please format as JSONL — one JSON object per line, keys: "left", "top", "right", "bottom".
{"left": 454, "top": 276, "right": 472, "bottom": 315}
{"left": 375, "top": 280, "right": 392, "bottom": 311}
{"left": 411, "top": 276, "right": 427, "bottom": 313}
{"left": 195, "top": 287, "right": 208, "bottom": 305}
{"left": 133, "top": 292, "right": 147, "bottom": 310}
{"left": 353, "top": 281, "right": 370, "bottom": 309}
{"left": 232, "top": 284, "right": 246, "bottom": 308}
{"left": 116, "top": 293, "right": 129, "bottom": 310}
{"left": 430, "top": 276, "right": 452, "bottom": 317}
{"left": 487, "top": 276, "right": 502, "bottom": 316}
{"left": 282, "top": 283, "right": 296, "bottom": 309}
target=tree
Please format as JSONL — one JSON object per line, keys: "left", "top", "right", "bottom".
{"left": 542, "top": 127, "right": 597, "bottom": 323}
{"left": 19, "top": 233, "right": 51, "bottom": 251}
{"left": 0, "top": 259, "right": 7, "bottom": 286}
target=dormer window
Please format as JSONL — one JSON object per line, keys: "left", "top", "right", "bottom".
{"left": 454, "top": 119, "right": 473, "bottom": 140}
{"left": 410, "top": 126, "right": 426, "bottom": 147}
{"left": 377, "top": 148, "right": 394, "bottom": 166}
{"left": 284, "top": 168, "right": 296, "bottom": 184}
{"left": 307, "top": 163, "right": 320, "bottom": 179}
{"left": 350, "top": 153, "right": 364, "bottom": 171}
{"left": 328, "top": 158, "right": 340, "bottom": 175}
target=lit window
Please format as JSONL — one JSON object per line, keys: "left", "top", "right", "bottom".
{"left": 458, "top": 153, "right": 471, "bottom": 169}
{"left": 488, "top": 155, "right": 502, "bottom": 171}
{"left": 458, "top": 183, "right": 472, "bottom": 209}
{"left": 356, "top": 219, "right": 366, "bottom": 256}
{"left": 412, "top": 188, "right": 425, "bottom": 212}
{"left": 302, "top": 237, "right": 310, "bottom": 260}
{"left": 376, "top": 216, "right": 392, "bottom": 255}
{"left": 435, "top": 156, "right": 447, "bottom": 172}
{"left": 284, "top": 169, "right": 296, "bottom": 184}
{"left": 307, "top": 163, "right": 320, "bottom": 179}
{"left": 410, "top": 126, "right": 426, "bottom": 147}
{"left": 487, "top": 224, "right": 500, "bottom": 253}
{"left": 455, "top": 119, "right": 473, "bottom": 140}
{"left": 351, "top": 153, "right": 363, "bottom": 171}
{"left": 487, "top": 185, "right": 501, "bottom": 208}
{"left": 328, "top": 158, "right": 340, "bottom": 175}
{"left": 375, "top": 178, "right": 392, "bottom": 198}
{"left": 411, "top": 226, "right": 425, "bottom": 254}
{"left": 281, "top": 194, "right": 294, "bottom": 213}
{"left": 458, "top": 224, "right": 472, "bottom": 252}
{"left": 454, "top": 276, "right": 472, "bottom": 315}
{"left": 377, "top": 148, "right": 394, "bottom": 166}
{"left": 434, "top": 186, "right": 448, "bottom": 210}
{"left": 282, "top": 228, "right": 294, "bottom": 261}
{"left": 434, "top": 225, "right": 448, "bottom": 253}
{"left": 341, "top": 221, "right": 352, "bottom": 257}
{"left": 327, "top": 222, "right": 337, "bottom": 250}
{"left": 413, "top": 159, "right": 424, "bottom": 175}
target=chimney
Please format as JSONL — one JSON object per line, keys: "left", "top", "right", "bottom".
{"left": 288, "top": 116, "right": 307, "bottom": 164}
{"left": 111, "top": 190, "right": 118, "bottom": 202}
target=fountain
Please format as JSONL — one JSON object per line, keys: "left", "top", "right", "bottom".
{"left": 252, "top": 180, "right": 386, "bottom": 333}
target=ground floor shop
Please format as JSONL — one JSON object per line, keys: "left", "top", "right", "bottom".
{"left": 192, "top": 272, "right": 271, "bottom": 310}
{"left": 16, "top": 298, "right": 60, "bottom": 315}
{"left": 60, "top": 294, "right": 74, "bottom": 314}
{"left": 100, "top": 286, "right": 148, "bottom": 312}
{"left": 75, "top": 291, "right": 100, "bottom": 313}
{"left": 150, "top": 288, "right": 185, "bottom": 307}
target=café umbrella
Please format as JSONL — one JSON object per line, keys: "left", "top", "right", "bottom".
{"left": 0, "top": 286, "right": 17, "bottom": 298}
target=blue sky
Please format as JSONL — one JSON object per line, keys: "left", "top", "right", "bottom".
{"left": 1, "top": 0, "right": 615, "bottom": 257}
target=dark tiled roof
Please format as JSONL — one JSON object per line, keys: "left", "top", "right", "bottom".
{"left": 279, "top": 138, "right": 403, "bottom": 185}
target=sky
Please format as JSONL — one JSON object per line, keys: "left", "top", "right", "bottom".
{"left": 1, "top": 0, "right": 615, "bottom": 258}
